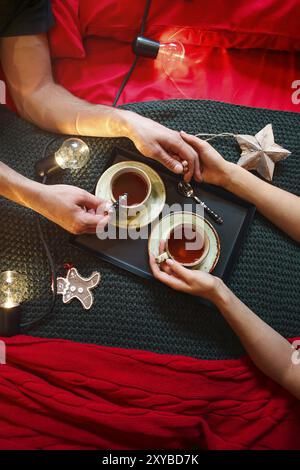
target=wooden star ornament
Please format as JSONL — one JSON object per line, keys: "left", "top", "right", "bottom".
{"left": 57, "top": 267, "right": 101, "bottom": 310}
{"left": 236, "top": 124, "right": 291, "bottom": 181}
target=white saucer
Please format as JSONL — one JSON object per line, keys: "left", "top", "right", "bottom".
{"left": 148, "top": 211, "right": 220, "bottom": 273}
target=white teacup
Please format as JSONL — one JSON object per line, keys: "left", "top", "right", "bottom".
{"left": 110, "top": 166, "right": 152, "bottom": 213}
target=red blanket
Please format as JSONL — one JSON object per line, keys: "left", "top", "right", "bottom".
{"left": 0, "top": 335, "right": 299, "bottom": 450}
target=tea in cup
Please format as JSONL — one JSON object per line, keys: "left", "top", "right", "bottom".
{"left": 110, "top": 167, "right": 151, "bottom": 212}
{"left": 156, "top": 222, "right": 210, "bottom": 267}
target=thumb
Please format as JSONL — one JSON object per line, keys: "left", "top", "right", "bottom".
{"left": 156, "top": 147, "right": 183, "bottom": 174}
{"left": 180, "top": 131, "right": 206, "bottom": 152}
{"left": 165, "top": 259, "right": 192, "bottom": 282}
{"left": 81, "top": 211, "right": 109, "bottom": 228}
{"left": 77, "top": 191, "right": 102, "bottom": 211}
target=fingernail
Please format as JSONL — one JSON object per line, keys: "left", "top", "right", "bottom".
{"left": 174, "top": 163, "right": 183, "bottom": 173}
{"left": 166, "top": 259, "right": 174, "bottom": 265}
{"left": 180, "top": 130, "right": 186, "bottom": 135}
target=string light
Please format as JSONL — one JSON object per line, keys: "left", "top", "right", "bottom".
{"left": 132, "top": 36, "right": 185, "bottom": 70}
{"left": 35, "top": 138, "right": 90, "bottom": 179}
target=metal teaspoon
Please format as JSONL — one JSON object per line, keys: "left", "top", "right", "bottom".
{"left": 178, "top": 181, "right": 223, "bottom": 225}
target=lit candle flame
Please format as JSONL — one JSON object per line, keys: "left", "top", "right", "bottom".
{"left": 1, "top": 298, "right": 19, "bottom": 309}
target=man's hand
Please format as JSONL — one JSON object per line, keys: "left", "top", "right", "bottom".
{"left": 36, "top": 184, "right": 111, "bottom": 234}
{"left": 149, "top": 251, "right": 223, "bottom": 303}
{"left": 126, "top": 113, "right": 201, "bottom": 182}
{"left": 180, "top": 131, "right": 232, "bottom": 187}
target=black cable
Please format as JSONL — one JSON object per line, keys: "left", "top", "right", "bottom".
{"left": 42, "top": 137, "right": 58, "bottom": 160}
{"left": 21, "top": 143, "right": 58, "bottom": 329}
{"left": 112, "top": 0, "right": 152, "bottom": 107}
{"left": 140, "top": 0, "right": 152, "bottom": 35}
{"left": 113, "top": 55, "right": 139, "bottom": 108}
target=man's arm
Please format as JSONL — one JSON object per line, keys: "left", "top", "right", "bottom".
{"left": 181, "top": 132, "right": 300, "bottom": 242}
{"left": 0, "top": 35, "right": 130, "bottom": 137}
{"left": 0, "top": 161, "right": 41, "bottom": 208}
{"left": 0, "top": 162, "right": 110, "bottom": 234}
{"left": 0, "top": 34, "right": 200, "bottom": 181}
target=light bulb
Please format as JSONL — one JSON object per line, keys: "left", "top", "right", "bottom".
{"left": 55, "top": 138, "right": 90, "bottom": 170}
{"left": 35, "top": 138, "right": 90, "bottom": 178}
{"left": 156, "top": 41, "right": 185, "bottom": 73}
{"left": 0, "top": 271, "right": 27, "bottom": 309}
{"left": 132, "top": 36, "right": 185, "bottom": 71}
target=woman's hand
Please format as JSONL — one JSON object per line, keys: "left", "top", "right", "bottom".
{"left": 149, "top": 251, "right": 223, "bottom": 303}
{"left": 180, "top": 131, "right": 232, "bottom": 187}
{"left": 35, "top": 184, "right": 112, "bottom": 234}
{"left": 126, "top": 113, "right": 201, "bottom": 182}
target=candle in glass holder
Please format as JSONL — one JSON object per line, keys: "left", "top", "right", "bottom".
{"left": 0, "top": 271, "right": 26, "bottom": 337}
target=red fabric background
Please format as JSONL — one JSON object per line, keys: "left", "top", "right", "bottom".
{"left": 48, "top": 0, "right": 85, "bottom": 59}
{"left": 48, "top": 0, "right": 300, "bottom": 112}
{"left": 0, "top": 335, "right": 300, "bottom": 450}
{"left": 2, "top": 0, "right": 300, "bottom": 112}
{"left": 52, "top": 38, "right": 300, "bottom": 112}
{"left": 79, "top": 0, "right": 300, "bottom": 51}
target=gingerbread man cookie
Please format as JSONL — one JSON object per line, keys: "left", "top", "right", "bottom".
{"left": 57, "top": 267, "right": 101, "bottom": 310}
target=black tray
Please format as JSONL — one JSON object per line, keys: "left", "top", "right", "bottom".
{"left": 72, "top": 146, "right": 255, "bottom": 284}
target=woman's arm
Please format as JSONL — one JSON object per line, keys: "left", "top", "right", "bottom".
{"left": 225, "top": 164, "right": 300, "bottom": 242}
{"left": 0, "top": 34, "right": 200, "bottom": 181}
{"left": 216, "top": 281, "right": 300, "bottom": 398}
{"left": 181, "top": 132, "right": 300, "bottom": 242}
{"left": 149, "top": 256, "right": 300, "bottom": 399}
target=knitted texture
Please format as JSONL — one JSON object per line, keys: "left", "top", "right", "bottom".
{"left": 0, "top": 100, "right": 299, "bottom": 359}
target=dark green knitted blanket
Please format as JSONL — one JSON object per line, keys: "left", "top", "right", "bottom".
{"left": 0, "top": 100, "right": 299, "bottom": 359}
